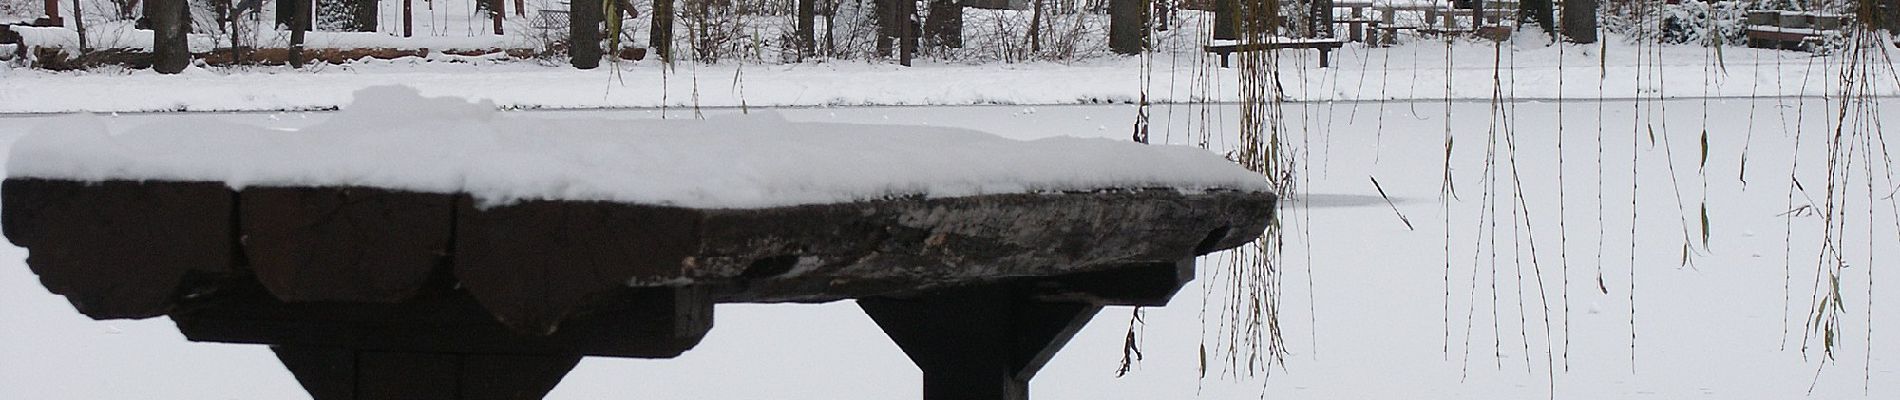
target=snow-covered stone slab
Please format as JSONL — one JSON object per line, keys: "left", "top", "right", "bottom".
{"left": 0, "top": 86, "right": 1276, "bottom": 399}
{"left": 7, "top": 85, "right": 1270, "bottom": 209}
{"left": 3, "top": 85, "right": 1274, "bottom": 332}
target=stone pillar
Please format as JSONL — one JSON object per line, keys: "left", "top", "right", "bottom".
{"left": 860, "top": 286, "right": 1102, "bottom": 400}
{"left": 274, "top": 347, "right": 581, "bottom": 400}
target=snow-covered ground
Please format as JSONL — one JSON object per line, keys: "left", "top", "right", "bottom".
{"left": 4, "top": 37, "right": 1895, "bottom": 113}
{"left": 2, "top": 94, "right": 1897, "bottom": 398}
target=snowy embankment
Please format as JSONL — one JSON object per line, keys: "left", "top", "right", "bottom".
{"left": 3, "top": 38, "right": 1896, "bottom": 113}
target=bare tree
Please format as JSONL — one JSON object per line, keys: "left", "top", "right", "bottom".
{"left": 1561, "top": 0, "right": 1597, "bottom": 43}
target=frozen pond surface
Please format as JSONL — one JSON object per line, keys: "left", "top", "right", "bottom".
{"left": 2, "top": 98, "right": 1896, "bottom": 399}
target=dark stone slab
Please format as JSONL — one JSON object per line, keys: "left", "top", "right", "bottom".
{"left": 453, "top": 197, "right": 702, "bottom": 335}
{"left": 5, "top": 178, "right": 1270, "bottom": 340}
{"left": 241, "top": 187, "right": 453, "bottom": 303}
{"left": 1, "top": 179, "right": 235, "bottom": 319}
{"left": 691, "top": 190, "right": 1269, "bottom": 303}
{"left": 3, "top": 177, "right": 1275, "bottom": 400}
{"left": 173, "top": 283, "right": 710, "bottom": 358}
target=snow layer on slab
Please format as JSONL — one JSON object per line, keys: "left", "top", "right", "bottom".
{"left": 5, "top": 85, "right": 1268, "bottom": 208}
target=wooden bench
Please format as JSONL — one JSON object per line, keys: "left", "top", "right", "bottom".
{"left": 1745, "top": 10, "right": 1848, "bottom": 52}
{"left": 1333, "top": 1, "right": 1379, "bottom": 43}
{"left": 1206, "top": 38, "right": 1348, "bottom": 68}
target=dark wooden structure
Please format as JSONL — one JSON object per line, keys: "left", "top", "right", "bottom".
{"left": 1206, "top": 39, "right": 1346, "bottom": 67}
{"left": 3, "top": 178, "right": 1273, "bottom": 400}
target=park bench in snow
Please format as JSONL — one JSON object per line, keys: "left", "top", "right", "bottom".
{"left": 1745, "top": 10, "right": 1849, "bottom": 52}
{"left": 1207, "top": 37, "right": 1349, "bottom": 67}
{"left": 2, "top": 86, "right": 1275, "bottom": 400}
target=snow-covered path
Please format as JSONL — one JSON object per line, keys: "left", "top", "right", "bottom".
{"left": 3, "top": 96, "right": 1896, "bottom": 399}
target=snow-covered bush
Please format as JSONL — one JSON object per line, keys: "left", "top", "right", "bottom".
{"left": 1603, "top": 0, "right": 1751, "bottom": 46}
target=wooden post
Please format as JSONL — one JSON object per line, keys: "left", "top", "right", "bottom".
{"left": 152, "top": 0, "right": 189, "bottom": 73}
{"left": 859, "top": 286, "right": 1102, "bottom": 400}
{"left": 570, "top": 0, "right": 602, "bottom": 68}
{"left": 1107, "top": 0, "right": 1147, "bottom": 55}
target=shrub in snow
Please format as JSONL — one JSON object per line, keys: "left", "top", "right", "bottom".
{"left": 1604, "top": 0, "right": 1751, "bottom": 46}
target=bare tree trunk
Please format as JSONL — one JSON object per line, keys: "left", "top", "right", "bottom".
{"left": 215, "top": 0, "right": 237, "bottom": 64}
{"left": 290, "top": 0, "right": 309, "bottom": 67}
{"left": 1028, "top": 0, "right": 1042, "bottom": 53}
{"left": 1212, "top": 0, "right": 1233, "bottom": 39}
{"left": 1560, "top": 0, "right": 1596, "bottom": 43}
{"left": 876, "top": 0, "right": 894, "bottom": 57}
{"left": 570, "top": 0, "right": 602, "bottom": 68}
{"left": 923, "top": 0, "right": 961, "bottom": 48}
{"left": 1520, "top": 0, "right": 1553, "bottom": 36}
{"left": 651, "top": 0, "right": 675, "bottom": 62}
{"left": 822, "top": 0, "right": 836, "bottom": 57}
{"left": 70, "top": 0, "right": 86, "bottom": 50}
{"left": 1464, "top": 0, "right": 1481, "bottom": 30}
{"left": 1315, "top": 0, "right": 1333, "bottom": 37}
{"left": 1107, "top": 0, "right": 1146, "bottom": 54}
{"left": 796, "top": 0, "right": 814, "bottom": 57}
{"left": 897, "top": 0, "right": 915, "bottom": 65}
{"left": 151, "top": 0, "right": 188, "bottom": 73}
{"left": 491, "top": 0, "right": 505, "bottom": 34}
{"left": 359, "top": 0, "right": 379, "bottom": 31}
{"left": 1884, "top": 0, "right": 1900, "bottom": 35}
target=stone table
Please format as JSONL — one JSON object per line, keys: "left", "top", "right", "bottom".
{"left": 3, "top": 179, "right": 1273, "bottom": 400}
